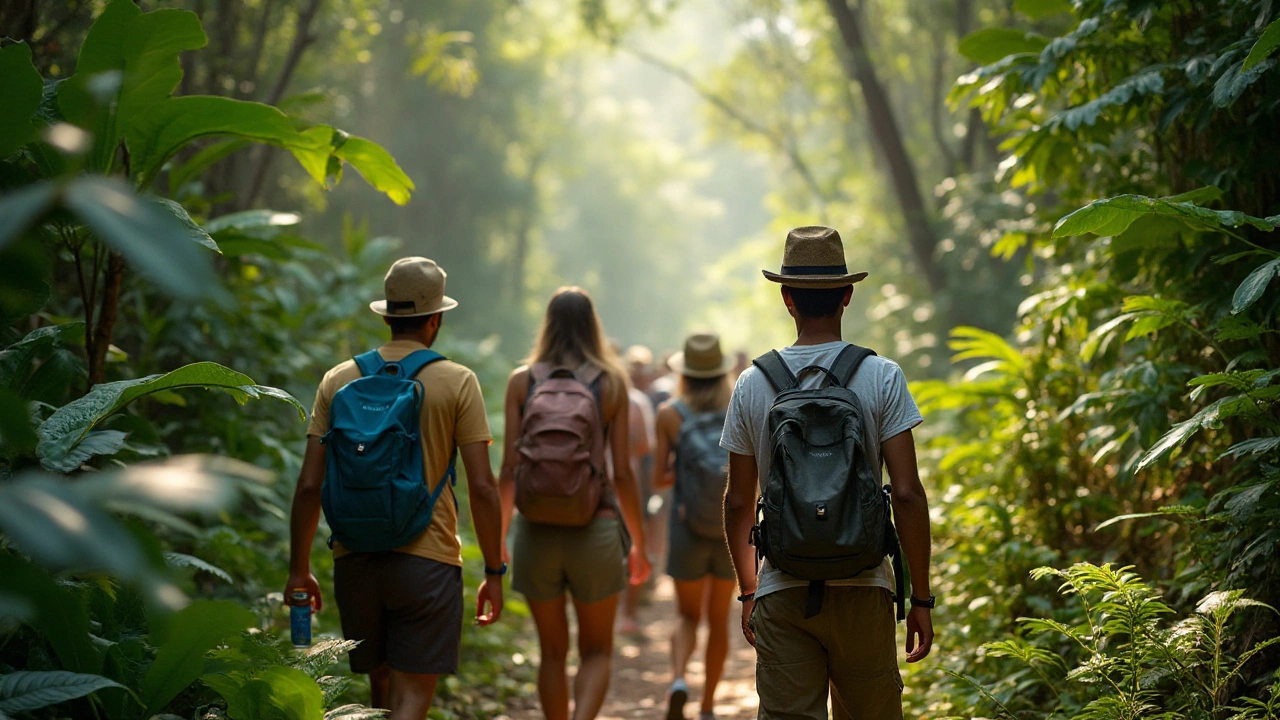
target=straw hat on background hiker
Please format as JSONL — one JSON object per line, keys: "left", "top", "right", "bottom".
{"left": 667, "top": 332, "right": 734, "bottom": 379}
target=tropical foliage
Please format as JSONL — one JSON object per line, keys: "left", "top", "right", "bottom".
{"left": 2, "top": 0, "right": 1278, "bottom": 718}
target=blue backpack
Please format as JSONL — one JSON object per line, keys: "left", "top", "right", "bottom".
{"left": 320, "top": 349, "right": 455, "bottom": 553}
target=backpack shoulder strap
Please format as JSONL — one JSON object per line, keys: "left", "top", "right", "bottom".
{"left": 671, "top": 398, "right": 692, "bottom": 421}
{"left": 829, "top": 344, "right": 876, "bottom": 387}
{"left": 396, "top": 349, "right": 447, "bottom": 379}
{"left": 353, "top": 350, "right": 386, "bottom": 377}
{"left": 577, "top": 364, "right": 604, "bottom": 388}
{"left": 752, "top": 350, "right": 798, "bottom": 392}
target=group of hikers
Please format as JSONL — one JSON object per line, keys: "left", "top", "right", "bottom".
{"left": 287, "top": 225, "right": 935, "bottom": 720}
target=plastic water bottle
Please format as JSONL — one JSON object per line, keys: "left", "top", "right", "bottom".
{"left": 289, "top": 589, "right": 312, "bottom": 648}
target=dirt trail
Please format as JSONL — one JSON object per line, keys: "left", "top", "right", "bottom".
{"left": 501, "top": 578, "right": 759, "bottom": 720}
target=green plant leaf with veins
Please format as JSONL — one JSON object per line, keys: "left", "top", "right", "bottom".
{"left": 0, "top": 42, "right": 44, "bottom": 158}
{"left": 140, "top": 600, "right": 256, "bottom": 717}
{"left": 0, "top": 671, "right": 124, "bottom": 713}
{"left": 36, "top": 361, "right": 304, "bottom": 471}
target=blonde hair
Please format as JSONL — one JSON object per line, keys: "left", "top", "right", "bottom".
{"left": 529, "top": 287, "right": 628, "bottom": 403}
{"left": 677, "top": 373, "right": 733, "bottom": 414}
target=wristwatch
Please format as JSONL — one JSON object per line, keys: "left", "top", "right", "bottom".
{"left": 484, "top": 563, "right": 508, "bottom": 577}
{"left": 909, "top": 594, "right": 936, "bottom": 609}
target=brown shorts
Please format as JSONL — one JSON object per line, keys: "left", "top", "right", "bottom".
{"left": 333, "top": 552, "right": 462, "bottom": 675}
{"left": 750, "top": 586, "right": 903, "bottom": 719}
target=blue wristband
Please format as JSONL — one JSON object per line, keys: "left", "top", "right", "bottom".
{"left": 484, "top": 563, "right": 508, "bottom": 576}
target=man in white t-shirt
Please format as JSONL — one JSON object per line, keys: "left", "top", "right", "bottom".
{"left": 720, "top": 226, "right": 934, "bottom": 719}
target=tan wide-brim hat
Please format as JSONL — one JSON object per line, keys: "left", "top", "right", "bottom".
{"left": 667, "top": 332, "right": 734, "bottom": 379}
{"left": 369, "top": 257, "right": 459, "bottom": 317}
{"left": 761, "top": 225, "right": 869, "bottom": 289}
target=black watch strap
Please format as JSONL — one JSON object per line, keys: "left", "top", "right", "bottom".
{"left": 484, "top": 563, "right": 508, "bottom": 577}
{"left": 909, "top": 594, "right": 936, "bottom": 609}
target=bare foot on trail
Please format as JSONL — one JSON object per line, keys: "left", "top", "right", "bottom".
{"left": 501, "top": 578, "right": 758, "bottom": 720}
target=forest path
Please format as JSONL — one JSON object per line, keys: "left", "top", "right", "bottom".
{"left": 501, "top": 577, "right": 759, "bottom": 720}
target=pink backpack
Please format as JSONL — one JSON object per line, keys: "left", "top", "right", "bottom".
{"left": 515, "top": 363, "right": 609, "bottom": 526}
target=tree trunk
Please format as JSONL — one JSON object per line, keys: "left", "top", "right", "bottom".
{"left": 88, "top": 253, "right": 125, "bottom": 387}
{"left": 824, "top": 0, "right": 944, "bottom": 292}
{"left": 955, "top": 0, "right": 988, "bottom": 169}
{"left": 240, "top": 0, "right": 324, "bottom": 209}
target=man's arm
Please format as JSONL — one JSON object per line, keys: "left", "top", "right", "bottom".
{"left": 883, "top": 429, "right": 933, "bottom": 663}
{"left": 495, "top": 369, "right": 526, "bottom": 562}
{"left": 286, "top": 436, "right": 326, "bottom": 612}
{"left": 724, "top": 451, "right": 759, "bottom": 645}
{"left": 459, "top": 440, "right": 503, "bottom": 625}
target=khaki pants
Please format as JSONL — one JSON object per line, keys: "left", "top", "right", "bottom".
{"left": 750, "top": 586, "right": 903, "bottom": 719}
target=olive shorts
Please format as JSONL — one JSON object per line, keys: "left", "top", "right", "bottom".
{"left": 510, "top": 514, "right": 628, "bottom": 604}
{"left": 750, "top": 586, "right": 903, "bottom": 719}
{"left": 666, "top": 516, "right": 735, "bottom": 581}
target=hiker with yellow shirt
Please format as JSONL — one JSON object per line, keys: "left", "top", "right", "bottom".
{"left": 287, "top": 257, "right": 505, "bottom": 720}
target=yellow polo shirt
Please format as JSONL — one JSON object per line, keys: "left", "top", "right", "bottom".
{"left": 307, "top": 340, "right": 492, "bottom": 567}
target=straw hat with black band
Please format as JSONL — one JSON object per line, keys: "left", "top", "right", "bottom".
{"left": 667, "top": 332, "right": 734, "bottom": 379}
{"left": 369, "top": 257, "right": 459, "bottom": 317}
{"left": 761, "top": 225, "right": 868, "bottom": 289}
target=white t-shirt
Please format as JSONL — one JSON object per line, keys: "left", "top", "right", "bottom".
{"left": 719, "top": 341, "right": 923, "bottom": 599}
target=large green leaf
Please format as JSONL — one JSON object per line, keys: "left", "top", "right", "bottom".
{"left": 36, "top": 361, "right": 304, "bottom": 471}
{"left": 958, "top": 28, "right": 1049, "bottom": 65}
{"left": 0, "top": 555, "right": 100, "bottom": 674}
{"left": 0, "top": 322, "right": 85, "bottom": 389}
{"left": 1243, "top": 19, "right": 1280, "bottom": 70}
{"left": 0, "top": 43, "right": 45, "bottom": 158}
{"left": 1135, "top": 395, "right": 1260, "bottom": 472}
{"left": 167, "top": 138, "right": 250, "bottom": 196}
{"left": 1231, "top": 257, "right": 1280, "bottom": 314}
{"left": 53, "top": 0, "right": 410, "bottom": 205}
{"left": 76, "top": 454, "right": 271, "bottom": 514}
{"left": 1212, "top": 58, "right": 1273, "bottom": 108}
{"left": 140, "top": 600, "right": 256, "bottom": 717}
{"left": 0, "top": 387, "right": 37, "bottom": 455}
{"left": 333, "top": 135, "right": 415, "bottom": 206}
{"left": 126, "top": 96, "right": 325, "bottom": 189}
{"left": 156, "top": 198, "right": 219, "bottom": 253}
{"left": 62, "top": 177, "right": 219, "bottom": 299}
{"left": 0, "top": 182, "right": 58, "bottom": 252}
{"left": 0, "top": 671, "right": 124, "bottom": 713}
{"left": 117, "top": 8, "right": 205, "bottom": 111}
{"left": 1049, "top": 67, "right": 1166, "bottom": 131}
{"left": 207, "top": 666, "right": 324, "bottom": 720}
{"left": 0, "top": 477, "right": 153, "bottom": 582}
{"left": 204, "top": 210, "right": 301, "bottom": 235}
{"left": 55, "top": 0, "right": 139, "bottom": 169}
{"left": 1054, "top": 194, "right": 1278, "bottom": 238}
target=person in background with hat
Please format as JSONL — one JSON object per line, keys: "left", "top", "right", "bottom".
{"left": 287, "top": 257, "right": 506, "bottom": 720}
{"left": 720, "top": 227, "right": 934, "bottom": 718}
{"left": 653, "top": 332, "right": 737, "bottom": 720}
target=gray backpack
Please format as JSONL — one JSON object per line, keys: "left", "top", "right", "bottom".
{"left": 750, "top": 344, "right": 904, "bottom": 620}
{"left": 672, "top": 400, "right": 729, "bottom": 539}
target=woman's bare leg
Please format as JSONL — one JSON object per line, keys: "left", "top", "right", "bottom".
{"left": 529, "top": 596, "right": 572, "bottom": 720}
{"left": 570, "top": 592, "right": 621, "bottom": 720}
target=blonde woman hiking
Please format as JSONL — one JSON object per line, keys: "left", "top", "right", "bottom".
{"left": 498, "top": 287, "right": 650, "bottom": 720}
{"left": 653, "top": 333, "right": 736, "bottom": 720}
